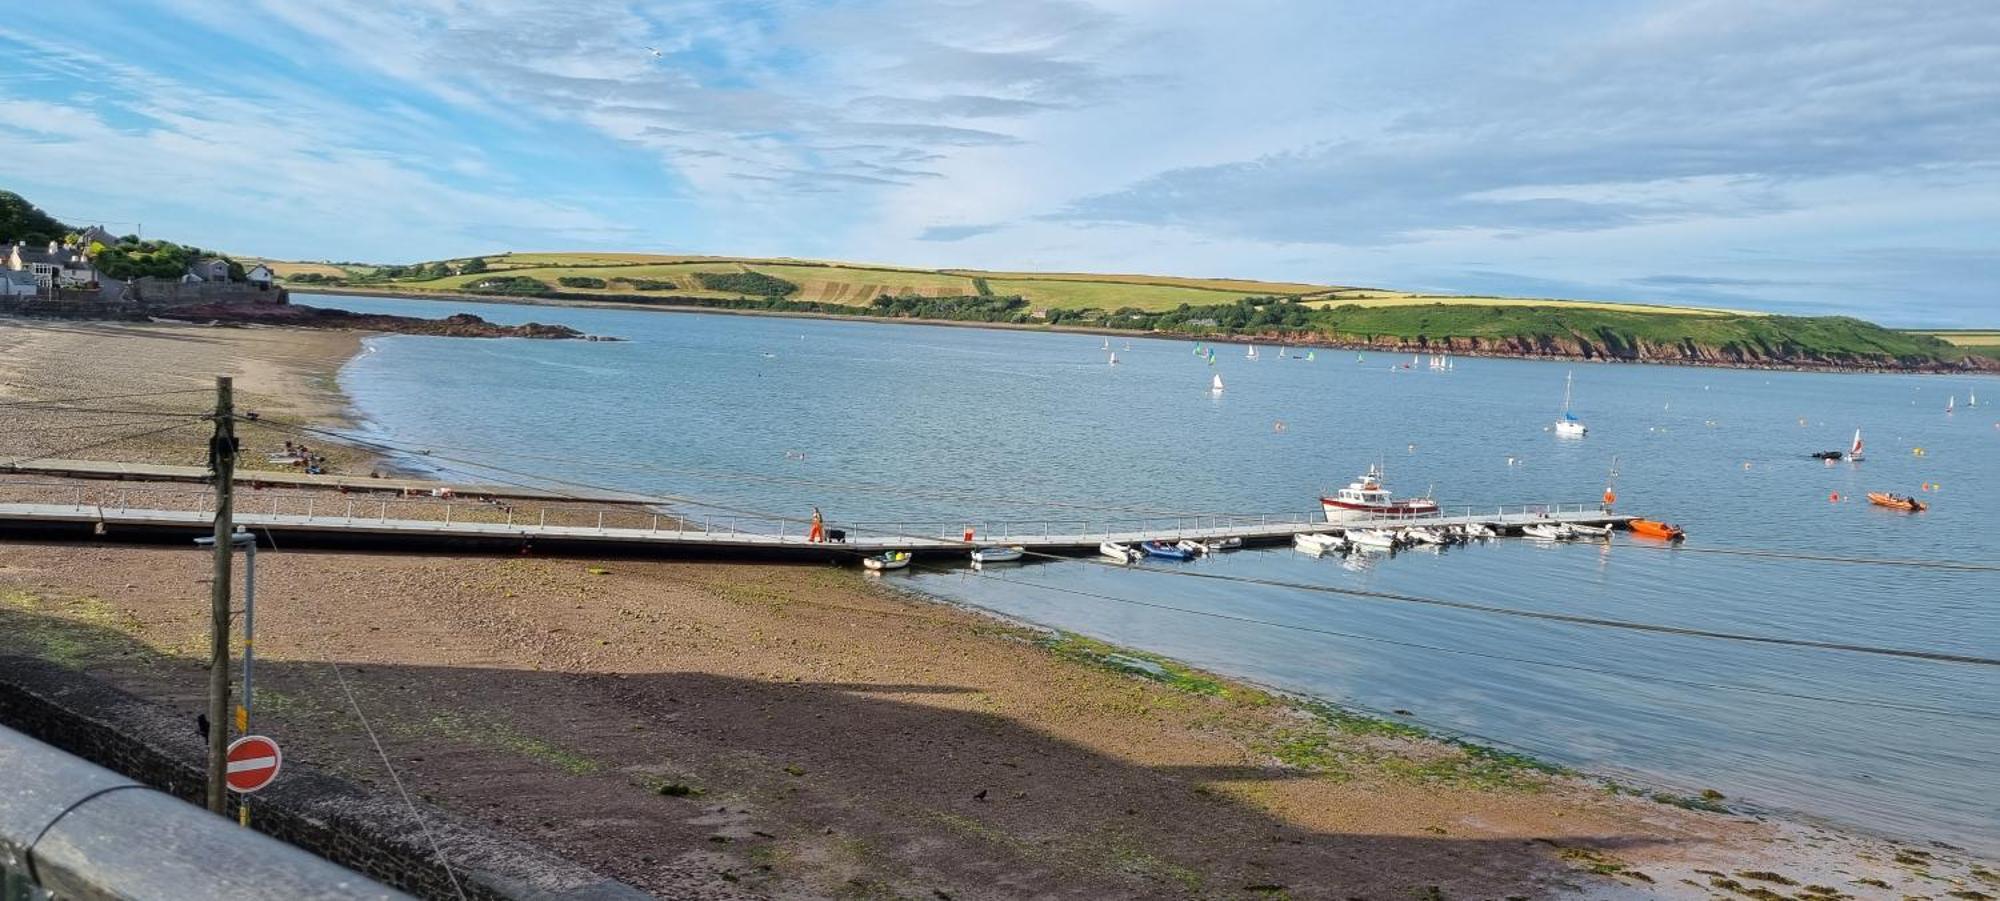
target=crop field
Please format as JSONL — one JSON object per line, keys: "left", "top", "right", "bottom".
{"left": 1908, "top": 330, "right": 2000, "bottom": 347}
{"left": 944, "top": 269, "right": 1335, "bottom": 296}
{"left": 277, "top": 251, "right": 1757, "bottom": 317}
{"left": 1307, "top": 290, "right": 1756, "bottom": 317}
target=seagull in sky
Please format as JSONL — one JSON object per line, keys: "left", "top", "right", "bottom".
{"left": 644, "top": 46, "right": 663, "bottom": 58}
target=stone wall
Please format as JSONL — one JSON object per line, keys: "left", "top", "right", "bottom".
{"left": 0, "top": 656, "right": 647, "bottom": 901}
{"left": 121, "top": 278, "right": 288, "bottom": 306}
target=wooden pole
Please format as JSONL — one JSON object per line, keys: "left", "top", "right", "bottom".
{"left": 206, "top": 376, "right": 235, "bottom": 815}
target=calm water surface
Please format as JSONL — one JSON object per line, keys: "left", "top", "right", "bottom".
{"left": 312, "top": 293, "right": 2000, "bottom": 850}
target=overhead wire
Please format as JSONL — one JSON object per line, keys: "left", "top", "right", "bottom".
{"left": 0, "top": 419, "right": 208, "bottom": 469}
{"left": 0, "top": 388, "right": 212, "bottom": 408}
{"left": 933, "top": 562, "right": 2000, "bottom": 722}
{"left": 237, "top": 524, "right": 469, "bottom": 901}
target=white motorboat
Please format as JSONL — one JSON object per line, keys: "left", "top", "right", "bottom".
{"left": 1554, "top": 371, "right": 1587, "bottom": 437}
{"left": 971, "top": 546, "right": 1025, "bottom": 564}
{"left": 1347, "top": 529, "right": 1401, "bottom": 550}
{"left": 1293, "top": 532, "right": 1347, "bottom": 555}
{"left": 1521, "top": 523, "right": 1571, "bottom": 541}
{"left": 862, "top": 551, "right": 912, "bottom": 571}
{"left": 1399, "top": 527, "right": 1446, "bottom": 546}
{"left": 1175, "top": 539, "right": 1210, "bottom": 557}
{"left": 1320, "top": 464, "right": 1440, "bottom": 523}
{"left": 1099, "top": 541, "right": 1139, "bottom": 564}
{"left": 1462, "top": 522, "right": 1498, "bottom": 540}
{"left": 1566, "top": 523, "right": 1612, "bottom": 540}
{"left": 1205, "top": 536, "right": 1243, "bottom": 551}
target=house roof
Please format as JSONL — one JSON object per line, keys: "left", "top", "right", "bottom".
{"left": 3, "top": 269, "right": 40, "bottom": 286}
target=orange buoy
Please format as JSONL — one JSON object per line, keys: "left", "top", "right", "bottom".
{"left": 1829, "top": 492, "right": 1840, "bottom": 502}
{"left": 1603, "top": 489, "right": 1616, "bottom": 504}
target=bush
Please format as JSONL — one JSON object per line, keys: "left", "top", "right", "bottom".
{"left": 558, "top": 276, "right": 607, "bottom": 289}
{"left": 465, "top": 276, "right": 549, "bottom": 296}
{"left": 693, "top": 270, "right": 797, "bottom": 296}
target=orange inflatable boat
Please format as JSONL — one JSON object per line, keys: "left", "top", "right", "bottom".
{"left": 1627, "top": 518, "right": 1685, "bottom": 541}
{"left": 1866, "top": 492, "right": 1926, "bottom": 512}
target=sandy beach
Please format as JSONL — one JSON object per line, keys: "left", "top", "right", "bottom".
{"left": 1, "top": 317, "right": 1994, "bottom": 899}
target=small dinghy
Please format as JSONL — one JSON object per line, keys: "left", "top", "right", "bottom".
{"left": 1399, "top": 527, "right": 1446, "bottom": 546}
{"left": 1566, "top": 523, "right": 1612, "bottom": 540}
{"left": 971, "top": 546, "right": 1025, "bottom": 564}
{"left": 1099, "top": 541, "right": 1139, "bottom": 564}
{"left": 1810, "top": 450, "right": 1844, "bottom": 461}
{"left": 1462, "top": 523, "right": 1498, "bottom": 540}
{"left": 1205, "top": 536, "right": 1243, "bottom": 552}
{"left": 863, "top": 551, "right": 912, "bottom": 571}
{"left": 1866, "top": 492, "right": 1926, "bottom": 512}
{"left": 1627, "top": 519, "right": 1684, "bottom": 541}
{"left": 1347, "top": 529, "right": 1400, "bottom": 550}
{"left": 1175, "top": 539, "right": 1210, "bottom": 557}
{"left": 1521, "top": 523, "right": 1571, "bottom": 541}
{"left": 1141, "top": 540, "right": 1195, "bottom": 561}
{"left": 1294, "top": 533, "right": 1347, "bottom": 555}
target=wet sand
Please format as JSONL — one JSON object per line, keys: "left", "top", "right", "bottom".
{"left": 1, "top": 317, "right": 1993, "bottom": 899}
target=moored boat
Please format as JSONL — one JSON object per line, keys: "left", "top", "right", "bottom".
{"left": 1521, "top": 523, "right": 1571, "bottom": 541}
{"left": 1399, "top": 526, "right": 1446, "bottom": 545}
{"left": 1099, "top": 541, "right": 1139, "bottom": 564}
{"left": 1462, "top": 522, "right": 1498, "bottom": 540}
{"left": 1320, "top": 465, "right": 1440, "bottom": 523}
{"left": 1205, "top": 536, "right": 1243, "bottom": 551}
{"left": 1554, "top": 371, "right": 1587, "bottom": 437}
{"left": 1346, "top": 529, "right": 1401, "bottom": 550}
{"left": 1175, "top": 539, "right": 1211, "bottom": 557}
{"left": 1626, "top": 519, "right": 1685, "bottom": 541}
{"left": 971, "top": 546, "right": 1026, "bottom": 563}
{"left": 863, "top": 551, "right": 912, "bottom": 571}
{"left": 1141, "top": 540, "right": 1195, "bottom": 560}
{"left": 1566, "top": 523, "right": 1612, "bottom": 540}
{"left": 1293, "top": 532, "right": 1347, "bottom": 554}
{"left": 1866, "top": 492, "right": 1926, "bottom": 512}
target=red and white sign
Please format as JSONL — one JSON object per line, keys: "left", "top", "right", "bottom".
{"left": 225, "top": 735, "right": 283, "bottom": 793}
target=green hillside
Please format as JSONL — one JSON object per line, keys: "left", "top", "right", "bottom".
{"left": 266, "top": 251, "right": 1991, "bottom": 370}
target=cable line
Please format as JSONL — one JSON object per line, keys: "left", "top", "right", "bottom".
{"left": 1, "top": 420, "right": 206, "bottom": 469}
{"left": 941, "top": 564, "right": 2000, "bottom": 722}
{"left": 0, "top": 388, "right": 211, "bottom": 408}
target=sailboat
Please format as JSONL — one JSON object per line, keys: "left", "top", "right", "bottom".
{"left": 1948, "top": 396, "right": 1956, "bottom": 414}
{"left": 1102, "top": 337, "right": 1110, "bottom": 350}
{"left": 1848, "top": 428, "right": 1864, "bottom": 462}
{"left": 1247, "top": 344, "right": 1259, "bottom": 360}
{"left": 1108, "top": 352, "right": 1119, "bottom": 365}
{"left": 1306, "top": 350, "right": 1315, "bottom": 362}
{"left": 1555, "top": 371, "right": 1587, "bottom": 437}
{"left": 1211, "top": 373, "right": 1224, "bottom": 394}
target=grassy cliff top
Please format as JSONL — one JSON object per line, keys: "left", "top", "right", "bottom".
{"left": 261, "top": 251, "right": 1758, "bottom": 316}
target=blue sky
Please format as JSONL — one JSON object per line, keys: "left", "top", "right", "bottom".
{"left": 3, "top": 1, "right": 1995, "bottom": 325}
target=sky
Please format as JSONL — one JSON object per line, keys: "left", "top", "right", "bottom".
{"left": 2, "top": 1, "right": 1995, "bottom": 325}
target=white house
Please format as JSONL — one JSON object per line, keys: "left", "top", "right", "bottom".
{"left": 5, "top": 241, "right": 97, "bottom": 289}
{"left": 1, "top": 269, "right": 40, "bottom": 297}
{"left": 245, "top": 263, "right": 274, "bottom": 287}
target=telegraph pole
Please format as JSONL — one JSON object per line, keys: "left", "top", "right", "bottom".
{"left": 206, "top": 376, "right": 236, "bottom": 815}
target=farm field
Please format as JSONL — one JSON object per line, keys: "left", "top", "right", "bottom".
{"left": 273, "top": 250, "right": 1778, "bottom": 316}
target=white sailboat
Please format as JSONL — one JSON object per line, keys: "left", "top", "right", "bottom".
{"left": 1849, "top": 428, "right": 1864, "bottom": 462}
{"left": 1211, "top": 373, "right": 1224, "bottom": 393}
{"left": 1948, "top": 395, "right": 1956, "bottom": 414}
{"left": 1247, "top": 344, "right": 1259, "bottom": 360}
{"left": 1102, "top": 337, "right": 1110, "bottom": 350}
{"left": 1555, "top": 371, "right": 1587, "bottom": 437}
{"left": 1108, "top": 352, "right": 1119, "bottom": 365}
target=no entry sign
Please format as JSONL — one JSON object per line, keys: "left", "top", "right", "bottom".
{"left": 225, "top": 735, "right": 283, "bottom": 793}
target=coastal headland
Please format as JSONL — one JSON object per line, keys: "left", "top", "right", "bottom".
{"left": 276, "top": 250, "right": 2000, "bottom": 374}
{"left": 2, "top": 315, "right": 1994, "bottom": 898}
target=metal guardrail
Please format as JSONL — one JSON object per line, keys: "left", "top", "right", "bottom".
{"left": 0, "top": 726, "right": 407, "bottom": 900}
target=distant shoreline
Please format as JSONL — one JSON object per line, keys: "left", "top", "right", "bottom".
{"left": 299, "top": 286, "right": 2000, "bottom": 376}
